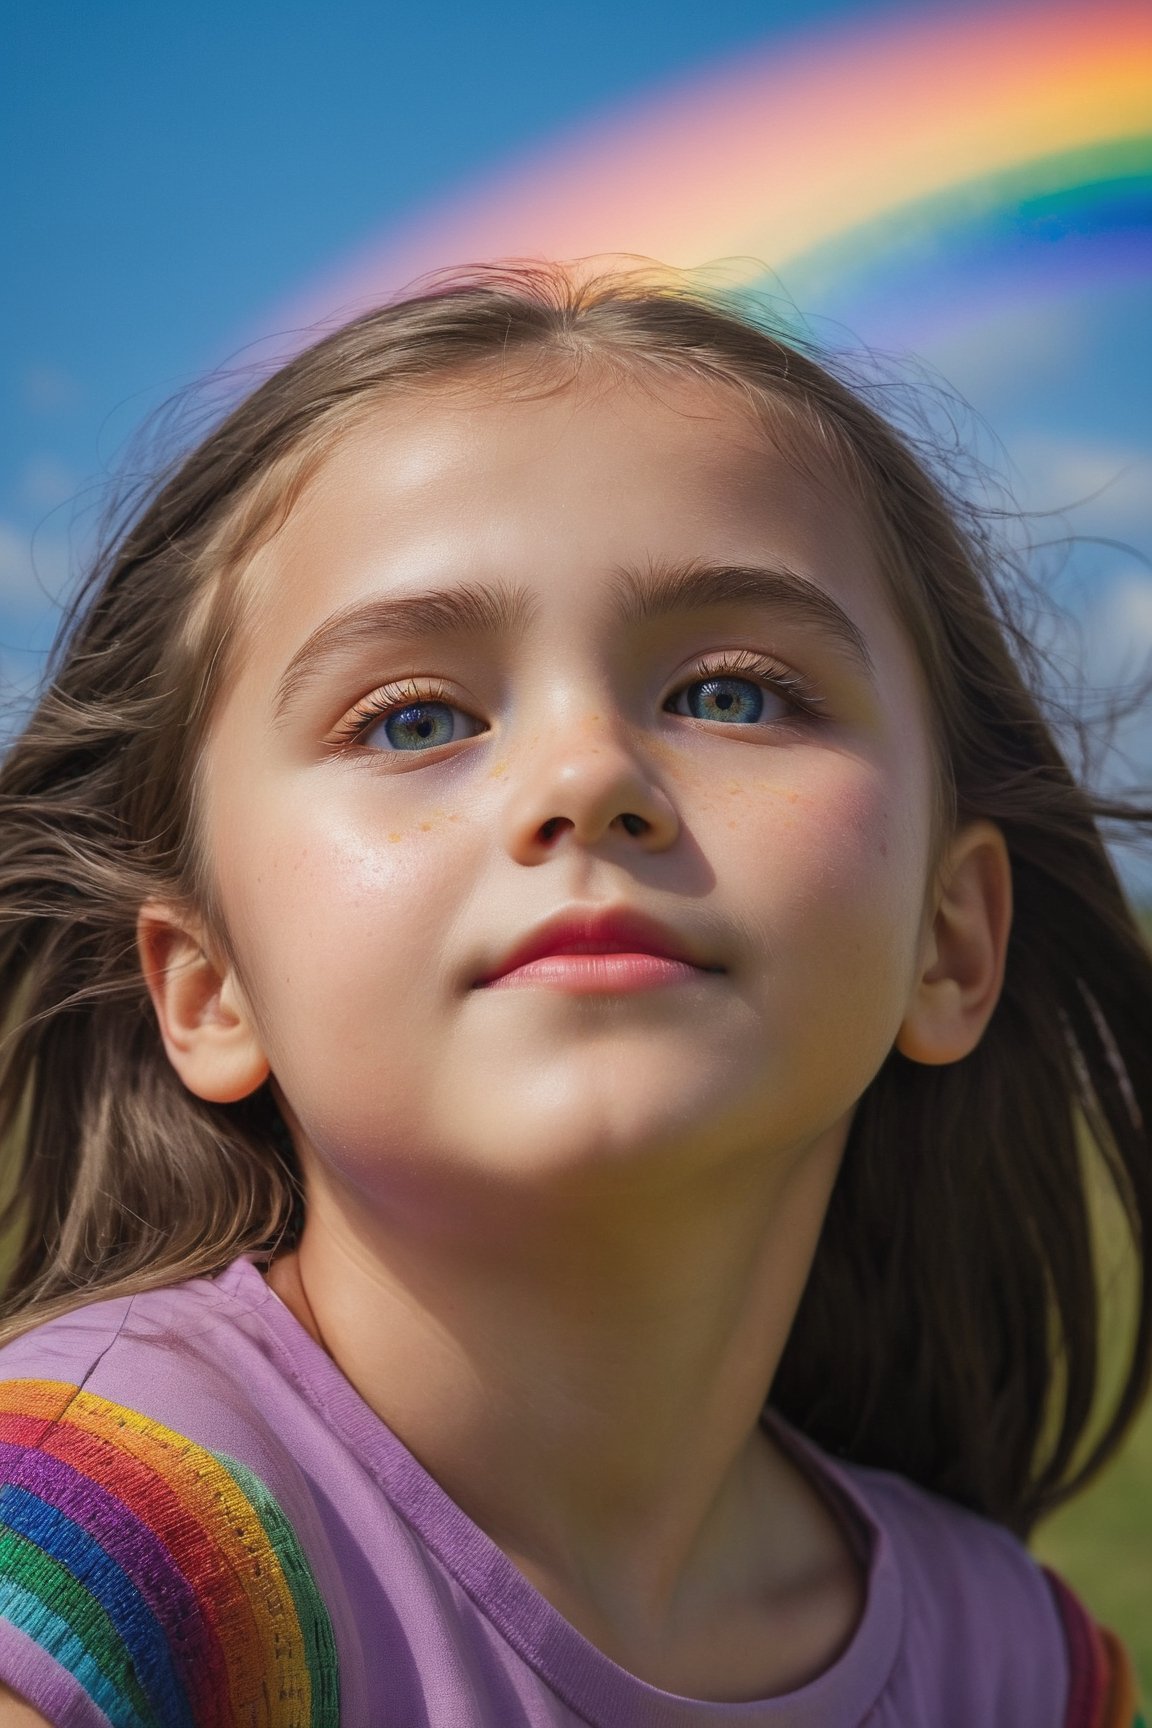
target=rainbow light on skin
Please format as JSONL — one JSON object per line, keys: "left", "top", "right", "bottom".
{"left": 274, "top": 0, "right": 1152, "bottom": 346}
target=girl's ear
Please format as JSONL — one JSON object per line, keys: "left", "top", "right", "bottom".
{"left": 895, "top": 820, "right": 1013, "bottom": 1066}
{"left": 137, "top": 902, "right": 271, "bottom": 1103}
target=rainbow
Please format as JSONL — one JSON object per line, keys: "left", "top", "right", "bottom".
{"left": 0, "top": 1380, "right": 339, "bottom": 1727}
{"left": 280, "top": 0, "right": 1152, "bottom": 349}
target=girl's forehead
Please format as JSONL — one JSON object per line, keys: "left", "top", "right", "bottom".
{"left": 243, "top": 372, "right": 884, "bottom": 629}
{"left": 320, "top": 369, "right": 846, "bottom": 500}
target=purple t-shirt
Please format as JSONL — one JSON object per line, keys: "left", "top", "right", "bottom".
{"left": 0, "top": 1256, "right": 1111, "bottom": 1725}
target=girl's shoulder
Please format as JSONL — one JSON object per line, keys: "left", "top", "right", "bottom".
{"left": 876, "top": 1470, "right": 1143, "bottom": 1727}
{"left": 0, "top": 1254, "right": 275, "bottom": 1379}
{"left": 0, "top": 1260, "right": 342, "bottom": 1726}
{"left": 767, "top": 1411, "right": 1144, "bottom": 1727}
{"left": 0, "top": 1256, "right": 302, "bottom": 1498}
{"left": 1043, "top": 1566, "right": 1146, "bottom": 1728}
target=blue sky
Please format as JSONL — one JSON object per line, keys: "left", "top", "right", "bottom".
{"left": 3, "top": 0, "right": 1150, "bottom": 887}
{"left": 4, "top": 0, "right": 887, "bottom": 476}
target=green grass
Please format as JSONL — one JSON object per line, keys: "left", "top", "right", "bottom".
{"left": 1032, "top": 1391, "right": 1152, "bottom": 1695}
{"left": 1030, "top": 905, "right": 1152, "bottom": 1696}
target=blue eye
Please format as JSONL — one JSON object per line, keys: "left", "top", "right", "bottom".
{"left": 666, "top": 652, "right": 818, "bottom": 726}
{"left": 670, "top": 670, "right": 787, "bottom": 725}
{"left": 364, "top": 700, "right": 474, "bottom": 752}
{"left": 679, "top": 675, "right": 767, "bottom": 724}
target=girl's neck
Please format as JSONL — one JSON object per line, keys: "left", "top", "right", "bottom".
{"left": 264, "top": 1124, "right": 866, "bottom": 1688}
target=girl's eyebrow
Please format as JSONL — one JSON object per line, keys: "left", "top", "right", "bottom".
{"left": 273, "top": 580, "right": 538, "bottom": 720}
{"left": 271, "top": 560, "right": 874, "bottom": 721}
{"left": 611, "top": 560, "right": 873, "bottom": 671}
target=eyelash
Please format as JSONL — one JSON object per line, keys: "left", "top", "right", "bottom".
{"left": 331, "top": 651, "right": 824, "bottom": 751}
{"left": 334, "top": 676, "right": 458, "bottom": 747}
{"left": 681, "top": 649, "right": 825, "bottom": 718}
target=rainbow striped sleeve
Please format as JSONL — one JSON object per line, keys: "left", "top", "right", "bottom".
{"left": 1044, "top": 1566, "right": 1146, "bottom": 1728}
{"left": 0, "top": 1378, "right": 339, "bottom": 1727}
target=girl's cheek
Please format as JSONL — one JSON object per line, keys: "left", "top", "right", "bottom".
{"left": 749, "top": 770, "right": 925, "bottom": 946}
{"left": 743, "top": 765, "right": 894, "bottom": 860}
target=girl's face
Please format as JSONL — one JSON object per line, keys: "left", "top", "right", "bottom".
{"left": 200, "top": 372, "right": 939, "bottom": 1222}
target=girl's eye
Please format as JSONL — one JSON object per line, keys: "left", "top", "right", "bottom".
{"left": 671, "top": 675, "right": 778, "bottom": 725}
{"left": 337, "top": 681, "right": 486, "bottom": 753}
{"left": 666, "top": 653, "right": 821, "bottom": 727}
{"left": 334, "top": 652, "right": 820, "bottom": 756}
{"left": 362, "top": 698, "right": 483, "bottom": 753}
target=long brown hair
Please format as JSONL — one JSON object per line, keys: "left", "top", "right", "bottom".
{"left": 1, "top": 263, "right": 1149, "bottom": 1539}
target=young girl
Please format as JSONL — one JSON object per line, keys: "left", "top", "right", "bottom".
{"left": 0, "top": 265, "right": 1148, "bottom": 1728}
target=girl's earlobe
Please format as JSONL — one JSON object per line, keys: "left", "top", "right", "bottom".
{"left": 136, "top": 902, "right": 271, "bottom": 1103}
{"left": 894, "top": 820, "right": 1013, "bottom": 1067}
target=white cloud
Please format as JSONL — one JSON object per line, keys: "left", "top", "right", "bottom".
{"left": 1100, "top": 575, "right": 1152, "bottom": 644}
{"left": 1005, "top": 436, "right": 1152, "bottom": 532}
{"left": 1022, "top": 569, "right": 1152, "bottom": 901}
{"left": 21, "top": 364, "right": 82, "bottom": 416}
{"left": 920, "top": 301, "right": 1092, "bottom": 406}
{"left": 0, "top": 519, "right": 74, "bottom": 616}
{"left": 18, "top": 456, "right": 80, "bottom": 513}
{"left": 1081, "top": 571, "right": 1152, "bottom": 684}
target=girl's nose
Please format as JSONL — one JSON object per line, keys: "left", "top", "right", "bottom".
{"left": 502, "top": 725, "right": 680, "bottom": 862}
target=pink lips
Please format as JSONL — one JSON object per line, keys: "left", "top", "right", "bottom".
{"left": 474, "top": 906, "right": 722, "bottom": 993}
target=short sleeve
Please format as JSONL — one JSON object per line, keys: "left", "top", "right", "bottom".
{"left": 0, "top": 1378, "right": 339, "bottom": 1727}
{"left": 1043, "top": 1565, "right": 1146, "bottom": 1728}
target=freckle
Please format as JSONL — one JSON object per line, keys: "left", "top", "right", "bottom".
{"left": 726, "top": 782, "right": 743, "bottom": 796}
{"left": 419, "top": 821, "right": 432, "bottom": 831}
{"left": 449, "top": 812, "right": 460, "bottom": 822}
{"left": 787, "top": 791, "right": 799, "bottom": 804}
{"left": 727, "top": 819, "right": 738, "bottom": 829}
{"left": 388, "top": 833, "right": 402, "bottom": 843}
{"left": 488, "top": 760, "right": 509, "bottom": 779}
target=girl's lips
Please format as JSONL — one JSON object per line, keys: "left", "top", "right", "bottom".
{"left": 473, "top": 904, "right": 724, "bottom": 989}
{"left": 481, "top": 952, "right": 709, "bottom": 993}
